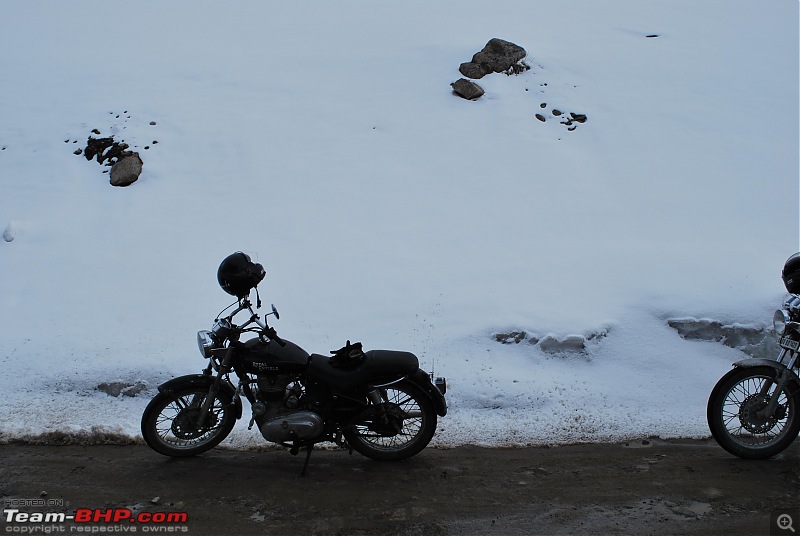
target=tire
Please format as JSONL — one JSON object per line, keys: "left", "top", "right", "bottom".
{"left": 343, "top": 380, "right": 438, "bottom": 461}
{"left": 141, "top": 385, "right": 237, "bottom": 457}
{"left": 707, "top": 366, "right": 800, "bottom": 459}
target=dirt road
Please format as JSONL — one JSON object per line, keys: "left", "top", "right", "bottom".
{"left": 1, "top": 439, "right": 798, "bottom": 535}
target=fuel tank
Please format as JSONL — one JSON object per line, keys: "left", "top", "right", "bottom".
{"left": 239, "top": 337, "right": 310, "bottom": 374}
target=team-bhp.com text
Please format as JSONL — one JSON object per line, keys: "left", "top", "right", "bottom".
{"left": 3, "top": 508, "right": 189, "bottom": 533}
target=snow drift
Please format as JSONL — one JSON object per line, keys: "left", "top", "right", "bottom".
{"left": 0, "top": 0, "right": 797, "bottom": 446}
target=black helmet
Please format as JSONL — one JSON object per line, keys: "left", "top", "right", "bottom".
{"left": 782, "top": 253, "right": 800, "bottom": 294}
{"left": 217, "top": 252, "right": 266, "bottom": 297}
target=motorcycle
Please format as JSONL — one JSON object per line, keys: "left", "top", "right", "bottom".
{"left": 706, "top": 253, "right": 800, "bottom": 459}
{"left": 141, "top": 252, "right": 447, "bottom": 474}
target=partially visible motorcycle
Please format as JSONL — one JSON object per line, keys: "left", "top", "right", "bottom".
{"left": 141, "top": 252, "right": 447, "bottom": 474}
{"left": 707, "top": 253, "right": 800, "bottom": 458}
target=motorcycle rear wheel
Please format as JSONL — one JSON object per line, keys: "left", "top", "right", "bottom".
{"left": 141, "top": 385, "right": 237, "bottom": 457}
{"left": 344, "top": 380, "right": 437, "bottom": 461}
{"left": 707, "top": 366, "right": 800, "bottom": 459}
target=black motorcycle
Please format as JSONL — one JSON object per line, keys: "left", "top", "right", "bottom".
{"left": 141, "top": 252, "right": 447, "bottom": 473}
{"left": 707, "top": 253, "right": 800, "bottom": 459}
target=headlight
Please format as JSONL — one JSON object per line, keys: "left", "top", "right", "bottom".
{"left": 773, "top": 309, "right": 789, "bottom": 336}
{"left": 197, "top": 330, "right": 216, "bottom": 358}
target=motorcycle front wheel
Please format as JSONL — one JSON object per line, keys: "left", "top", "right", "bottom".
{"left": 344, "top": 380, "right": 437, "bottom": 461}
{"left": 141, "top": 385, "right": 237, "bottom": 457}
{"left": 707, "top": 366, "right": 800, "bottom": 459}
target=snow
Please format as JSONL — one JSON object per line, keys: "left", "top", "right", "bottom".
{"left": 0, "top": 0, "right": 797, "bottom": 447}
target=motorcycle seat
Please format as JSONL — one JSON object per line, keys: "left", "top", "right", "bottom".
{"left": 306, "top": 350, "right": 419, "bottom": 392}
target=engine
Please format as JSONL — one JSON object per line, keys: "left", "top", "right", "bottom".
{"left": 253, "top": 373, "right": 323, "bottom": 443}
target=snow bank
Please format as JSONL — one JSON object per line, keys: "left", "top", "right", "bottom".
{"left": 0, "top": 0, "right": 797, "bottom": 446}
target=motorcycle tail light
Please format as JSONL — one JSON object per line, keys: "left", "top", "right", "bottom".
{"left": 435, "top": 377, "right": 447, "bottom": 395}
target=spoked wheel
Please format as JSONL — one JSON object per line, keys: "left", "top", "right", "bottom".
{"left": 344, "top": 380, "right": 437, "bottom": 461}
{"left": 707, "top": 366, "right": 800, "bottom": 459}
{"left": 141, "top": 386, "right": 237, "bottom": 457}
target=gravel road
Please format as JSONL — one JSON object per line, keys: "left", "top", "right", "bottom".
{"left": 1, "top": 439, "right": 798, "bottom": 535}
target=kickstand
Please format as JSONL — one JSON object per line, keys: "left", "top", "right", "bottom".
{"left": 300, "top": 445, "right": 314, "bottom": 477}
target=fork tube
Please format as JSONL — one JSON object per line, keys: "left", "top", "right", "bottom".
{"left": 196, "top": 346, "right": 234, "bottom": 427}
{"left": 776, "top": 348, "right": 790, "bottom": 366}
{"left": 367, "top": 389, "right": 383, "bottom": 405}
{"left": 758, "top": 349, "right": 789, "bottom": 397}
{"left": 781, "top": 351, "right": 797, "bottom": 369}
{"left": 759, "top": 368, "right": 792, "bottom": 419}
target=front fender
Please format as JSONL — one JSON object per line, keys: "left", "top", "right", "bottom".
{"left": 733, "top": 358, "right": 800, "bottom": 393}
{"left": 158, "top": 374, "right": 243, "bottom": 420}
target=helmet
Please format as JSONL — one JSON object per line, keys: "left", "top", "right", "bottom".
{"left": 782, "top": 253, "right": 800, "bottom": 294}
{"left": 217, "top": 252, "right": 266, "bottom": 297}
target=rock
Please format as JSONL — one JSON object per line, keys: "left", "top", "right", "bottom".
{"left": 121, "top": 382, "right": 147, "bottom": 397}
{"left": 493, "top": 327, "right": 607, "bottom": 352}
{"left": 97, "top": 381, "right": 147, "bottom": 397}
{"left": 535, "top": 114, "right": 546, "bottom": 122}
{"left": 84, "top": 137, "right": 116, "bottom": 164}
{"left": 3, "top": 223, "right": 15, "bottom": 242}
{"left": 539, "top": 335, "right": 587, "bottom": 354}
{"left": 103, "top": 141, "right": 133, "bottom": 164}
{"left": 451, "top": 78, "right": 484, "bottom": 100}
{"left": 97, "top": 382, "right": 127, "bottom": 397}
{"left": 494, "top": 331, "right": 527, "bottom": 344}
{"left": 459, "top": 62, "right": 490, "bottom": 80}
{"left": 471, "top": 38, "right": 527, "bottom": 75}
{"left": 667, "top": 317, "right": 779, "bottom": 359}
{"left": 80, "top": 130, "right": 150, "bottom": 186}
{"left": 109, "top": 153, "right": 143, "bottom": 187}
{"left": 570, "top": 113, "right": 587, "bottom": 123}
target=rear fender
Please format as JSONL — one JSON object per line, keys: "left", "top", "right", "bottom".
{"left": 158, "top": 374, "right": 242, "bottom": 420}
{"left": 406, "top": 369, "right": 448, "bottom": 417}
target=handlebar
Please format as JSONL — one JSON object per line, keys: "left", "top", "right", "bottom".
{"left": 238, "top": 302, "right": 286, "bottom": 347}
{"left": 266, "top": 327, "right": 287, "bottom": 347}
{"left": 216, "top": 298, "right": 287, "bottom": 347}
